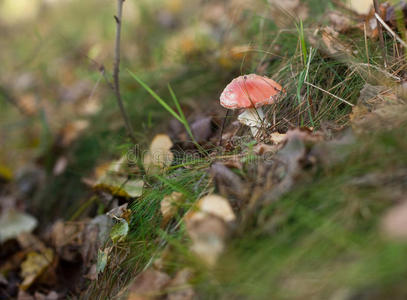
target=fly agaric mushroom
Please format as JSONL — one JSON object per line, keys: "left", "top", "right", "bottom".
{"left": 220, "top": 74, "right": 284, "bottom": 136}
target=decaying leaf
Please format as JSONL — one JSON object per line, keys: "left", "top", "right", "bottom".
{"left": 94, "top": 156, "right": 144, "bottom": 198}
{"left": 381, "top": 199, "right": 407, "bottom": 240}
{"left": 160, "top": 192, "right": 185, "bottom": 227}
{"left": 210, "top": 162, "right": 244, "bottom": 199}
{"left": 0, "top": 211, "right": 38, "bottom": 243}
{"left": 96, "top": 247, "right": 111, "bottom": 275}
{"left": 346, "top": 0, "right": 372, "bottom": 15}
{"left": 20, "top": 248, "right": 54, "bottom": 290}
{"left": 127, "top": 268, "right": 171, "bottom": 300}
{"left": 110, "top": 218, "right": 129, "bottom": 243}
{"left": 143, "top": 134, "right": 174, "bottom": 173}
{"left": 350, "top": 83, "right": 407, "bottom": 132}
{"left": 167, "top": 268, "right": 195, "bottom": 300}
{"left": 185, "top": 194, "right": 235, "bottom": 266}
{"left": 50, "top": 221, "right": 84, "bottom": 262}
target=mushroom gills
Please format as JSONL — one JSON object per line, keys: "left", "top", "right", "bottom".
{"left": 237, "top": 107, "right": 270, "bottom": 136}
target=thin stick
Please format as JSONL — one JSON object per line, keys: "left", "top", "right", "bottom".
{"left": 375, "top": 12, "right": 407, "bottom": 49}
{"left": 113, "top": 0, "right": 137, "bottom": 144}
{"left": 218, "top": 109, "right": 230, "bottom": 146}
{"left": 373, "top": 0, "right": 388, "bottom": 68}
{"left": 304, "top": 81, "right": 354, "bottom": 107}
{"left": 363, "top": 23, "right": 371, "bottom": 77}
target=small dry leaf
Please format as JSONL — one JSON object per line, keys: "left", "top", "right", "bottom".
{"left": 144, "top": 134, "right": 174, "bottom": 173}
{"left": 50, "top": 221, "right": 83, "bottom": 261}
{"left": 193, "top": 194, "right": 236, "bottom": 223}
{"left": 167, "top": 268, "right": 195, "bottom": 300}
{"left": 127, "top": 269, "right": 171, "bottom": 300}
{"left": 0, "top": 210, "right": 38, "bottom": 243}
{"left": 381, "top": 200, "right": 407, "bottom": 240}
{"left": 346, "top": 0, "right": 372, "bottom": 15}
{"left": 185, "top": 194, "right": 235, "bottom": 266}
{"left": 94, "top": 158, "right": 144, "bottom": 198}
{"left": 270, "top": 132, "right": 287, "bottom": 145}
{"left": 20, "top": 248, "right": 54, "bottom": 290}
{"left": 160, "top": 192, "right": 184, "bottom": 227}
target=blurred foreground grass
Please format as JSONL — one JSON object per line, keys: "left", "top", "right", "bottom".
{"left": 2, "top": 0, "right": 407, "bottom": 299}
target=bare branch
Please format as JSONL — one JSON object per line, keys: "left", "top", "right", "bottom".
{"left": 373, "top": 0, "right": 388, "bottom": 68}
{"left": 113, "top": 0, "right": 137, "bottom": 144}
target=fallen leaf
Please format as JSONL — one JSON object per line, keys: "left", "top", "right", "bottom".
{"left": 110, "top": 218, "right": 129, "bottom": 243}
{"left": 193, "top": 194, "right": 236, "bottom": 223}
{"left": 81, "top": 215, "right": 112, "bottom": 266}
{"left": 190, "top": 117, "right": 213, "bottom": 143}
{"left": 346, "top": 0, "right": 372, "bottom": 15}
{"left": 185, "top": 194, "right": 235, "bottom": 266}
{"left": 127, "top": 269, "right": 171, "bottom": 300}
{"left": 381, "top": 199, "right": 407, "bottom": 240}
{"left": 144, "top": 134, "right": 174, "bottom": 173}
{"left": 106, "top": 203, "right": 129, "bottom": 219}
{"left": 167, "top": 268, "right": 195, "bottom": 300}
{"left": 210, "top": 163, "right": 244, "bottom": 199}
{"left": 0, "top": 211, "right": 38, "bottom": 243}
{"left": 94, "top": 158, "right": 144, "bottom": 198}
{"left": 96, "top": 247, "right": 111, "bottom": 275}
{"left": 160, "top": 192, "right": 185, "bottom": 227}
{"left": 50, "top": 221, "right": 83, "bottom": 261}
{"left": 20, "top": 248, "right": 54, "bottom": 290}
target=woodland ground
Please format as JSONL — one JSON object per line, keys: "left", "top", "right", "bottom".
{"left": 1, "top": 0, "right": 407, "bottom": 299}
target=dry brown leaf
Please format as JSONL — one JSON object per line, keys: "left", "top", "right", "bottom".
{"left": 50, "top": 221, "right": 83, "bottom": 262}
{"left": 143, "top": 134, "right": 174, "bottom": 173}
{"left": 160, "top": 192, "right": 184, "bottom": 227}
{"left": 185, "top": 194, "right": 235, "bottom": 266}
{"left": 127, "top": 269, "right": 171, "bottom": 300}
{"left": 167, "top": 268, "right": 195, "bottom": 300}
{"left": 346, "top": 0, "right": 372, "bottom": 15}
{"left": 20, "top": 248, "right": 54, "bottom": 290}
{"left": 93, "top": 156, "right": 144, "bottom": 198}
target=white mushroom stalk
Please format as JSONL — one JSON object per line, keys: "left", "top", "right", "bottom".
{"left": 219, "top": 74, "right": 284, "bottom": 138}
{"left": 237, "top": 107, "right": 270, "bottom": 137}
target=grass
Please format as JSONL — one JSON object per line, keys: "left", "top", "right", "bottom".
{"left": 2, "top": 0, "right": 407, "bottom": 299}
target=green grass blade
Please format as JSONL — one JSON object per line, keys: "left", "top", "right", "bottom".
{"left": 128, "top": 70, "right": 183, "bottom": 123}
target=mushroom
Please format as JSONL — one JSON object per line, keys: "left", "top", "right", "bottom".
{"left": 220, "top": 74, "right": 284, "bottom": 136}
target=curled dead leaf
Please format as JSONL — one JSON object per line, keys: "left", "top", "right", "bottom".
{"left": 185, "top": 194, "right": 235, "bottom": 266}
{"left": 144, "top": 134, "right": 174, "bottom": 173}
{"left": 161, "top": 192, "right": 185, "bottom": 227}
{"left": 127, "top": 269, "right": 171, "bottom": 300}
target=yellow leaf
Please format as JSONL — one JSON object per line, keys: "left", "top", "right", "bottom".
{"left": 20, "top": 248, "right": 54, "bottom": 290}
{"left": 143, "top": 134, "right": 174, "bottom": 173}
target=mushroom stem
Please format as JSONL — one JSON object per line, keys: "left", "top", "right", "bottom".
{"left": 237, "top": 107, "right": 269, "bottom": 136}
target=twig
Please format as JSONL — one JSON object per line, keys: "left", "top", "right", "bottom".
{"left": 373, "top": 0, "right": 388, "bottom": 68}
{"left": 375, "top": 12, "right": 407, "bottom": 49}
{"left": 113, "top": 0, "right": 137, "bottom": 144}
{"left": 218, "top": 109, "right": 230, "bottom": 146}
{"left": 304, "top": 81, "right": 354, "bottom": 107}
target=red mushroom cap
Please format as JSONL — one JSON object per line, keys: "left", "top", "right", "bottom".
{"left": 220, "top": 74, "right": 283, "bottom": 109}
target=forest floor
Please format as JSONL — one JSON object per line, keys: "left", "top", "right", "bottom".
{"left": 1, "top": 0, "right": 407, "bottom": 299}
